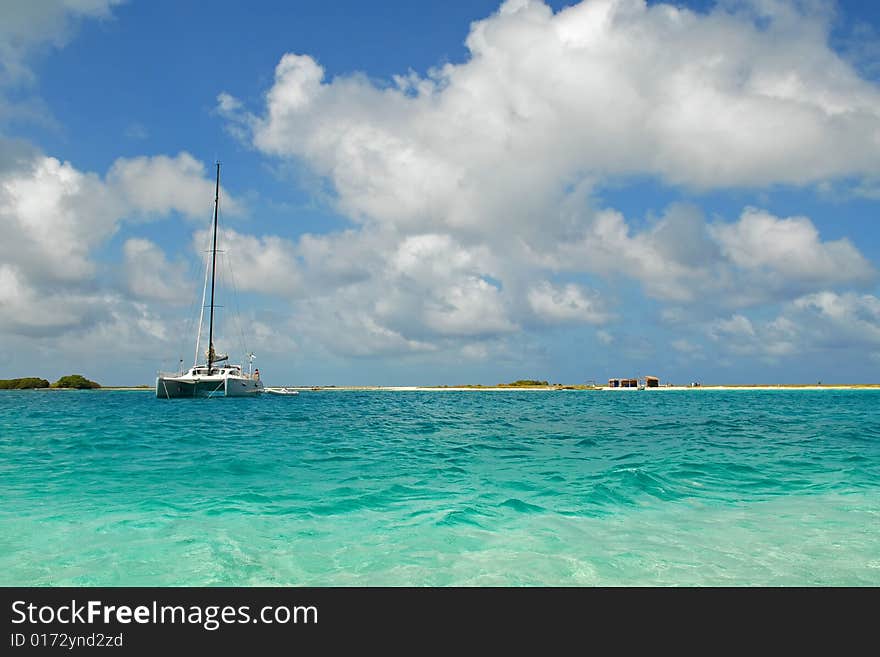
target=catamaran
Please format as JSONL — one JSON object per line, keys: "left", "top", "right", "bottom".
{"left": 156, "top": 162, "right": 264, "bottom": 398}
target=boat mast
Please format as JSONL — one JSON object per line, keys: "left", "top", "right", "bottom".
{"left": 207, "top": 161, "right": 220, "bottom": 372}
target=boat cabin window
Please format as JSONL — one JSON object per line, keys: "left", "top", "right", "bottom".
{"left": 188, "top": 366, "right": 241, "bottom": 376}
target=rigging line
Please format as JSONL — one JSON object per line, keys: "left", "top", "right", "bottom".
{"left": 179, "top": 201, "right": 217, "bottom": 369}
{"left": 181, "top": 249, "right": 206, "bottom": 368}
{"left": 177, "top": 243, "right": 202, "bottom": 370}
{"left": 193, "top": 252, "right": 210, "bottom": 367}
{"left": 221, "top": 250, "right": 250, "bottom": 362}
{"left": 210, "top": 254, "right": 231, "bottom": 355}
{"left": 211, "top": 228, "right": 239, "bottom": 352}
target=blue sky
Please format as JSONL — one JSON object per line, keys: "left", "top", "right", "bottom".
{"left": 1, "top": 0, "right": 880, "bottom": 385}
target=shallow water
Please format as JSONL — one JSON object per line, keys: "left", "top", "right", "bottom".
{"left": 1, "top": 389, "right": 878, "bottom": 585}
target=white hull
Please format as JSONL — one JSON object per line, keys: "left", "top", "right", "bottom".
{"left": 156, "top": 373, "right": 263, "bottom": 398}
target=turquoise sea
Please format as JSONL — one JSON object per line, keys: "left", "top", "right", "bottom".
{"left": 1, "top": 389, "right": 878, "bottom": 586}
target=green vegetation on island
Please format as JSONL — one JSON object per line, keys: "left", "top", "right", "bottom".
{"left": 51, "top": 374, "right": 101, "bottom": 389}
{"left": 0, "top": 377, "right": 51, "bottom": 389}
{"left": 1, "top": 374, "right": 101, "bottom": 389}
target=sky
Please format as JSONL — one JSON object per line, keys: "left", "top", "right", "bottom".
{"left": 1, "top": 0, "right": 880, "bottom": 386}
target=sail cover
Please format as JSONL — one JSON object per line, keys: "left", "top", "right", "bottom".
{"left": 206, "top": 347, "right": 229, "bottom": 362}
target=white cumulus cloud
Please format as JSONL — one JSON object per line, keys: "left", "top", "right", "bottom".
{"left": 527, "top": 281, "right": 610, "bottom": 324}
{"left": 122, "top": 238, "right": 193, "bottom": 304}
{"left": 108, "top": 152, "right": 241, "bottom": 220}
{"left": 211, "top": 0, "right": 880, "bottom": 360}
{"left": 711, "top": 208, "right": 874, "bottom": 288}
{"left": 707, "top": 291, "right": 880, "bottom": 360}
{"left": 0, "top": 150, "right": 239, "bottom": 333}
{"left": 0, "top": 0, "right": 123, "bottom": 84}
{"left": 236, "top": 0, "right": 880, "bottom": 234}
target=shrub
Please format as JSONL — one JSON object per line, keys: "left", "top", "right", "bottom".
{"left": 0, "top": 377, "right": 50, "bottom": 389}
{"left": 51, "top": 374, "right": 101, "bottom": 389}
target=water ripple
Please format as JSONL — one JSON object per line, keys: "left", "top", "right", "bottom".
{"left": 1, "top": 388, "right": 878, "bottom": 585}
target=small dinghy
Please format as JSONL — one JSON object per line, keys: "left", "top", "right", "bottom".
{"left": 265, "top": 387, "right": 300, "bottom": 395}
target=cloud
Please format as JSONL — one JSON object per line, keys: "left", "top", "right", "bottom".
{"left": 122, "top": 238, "right": 193, "bottom": 304}
{"left": 553, "top": 205, "right": 709, "bottom": 302}
{"left": 294, "top": 299, "right": 439, "bottom": 358}
{"left": 0, "top": 3, "right": 228, "bottom": 355}
{"left": 0, "top": 149, "right": 241, "bottom": 341}
{"left": 527, "top": 281, "right": 610, "bottom": 324}
{"left": 709, "top": 312, "right": 798, "bottom": 357}
{"left": 108, "top": 152, "right": 242, "bottom": 219}
{"left": 7, "top": 0, "right": 880, "bottom": 376}
{"left": 183, "top": 225, "right": 525, "bottom": 356}
{"left": 0, "top": 95, "right": 59, "bottom": 130}
{"left": 423, "top": 276, "right": 514, "bottom": 336}
{"left": 192, "top": 227, "right": 304, "bottom": 297}
{"left": 0, "top": 264, "right": 106, "bottom": 336}
{"left": 0, "top": 0, "right": 123, "bottom": 85}
{"left": 214, "top": 0, "right": 878, "bottom": 361}
{"left": 0, "top": 150, "right": 238, "bottom": 285}
{"left": 0, "top": 155, "right": 122, "bottom": 284}
{"left": 671, "top": 338, "right": 704, "bottom": 358}
{"left": 552, "top": 202, "right": 875, "bottom": 307}
{"left": 386, "top": 233, "right": 515, "bottom": 337}
{"left": 710, "top": 312, "right": 756, "bottom": 340}
{"left": 0, "top": 1, "right": 124, "bottom": 135}
{"left": 711, "top": 208, "right": 874, "bottom": 288}
{"left": 0, "top": 258, "right": 174, "bottom": 370}
{"left": 124, "top": 121, "right": 148, "bottom": 140}
{"left": 236, "top": 0, "right": 880, "bottom": 232}
{"left": 316, "top": 231, "right": 516, "bottom": 346}
{"left": 246, "top": 317, "right": 299, "bottom": 357}
{"left": 792, "top": 291, "right": 880, "bottom": 347}
{"left": 708, "top": 291, "right": 880, "bottom": 359}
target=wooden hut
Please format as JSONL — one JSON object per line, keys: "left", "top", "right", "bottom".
{"left": 609, "top": 377, "right": 639, "bottom": 388}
